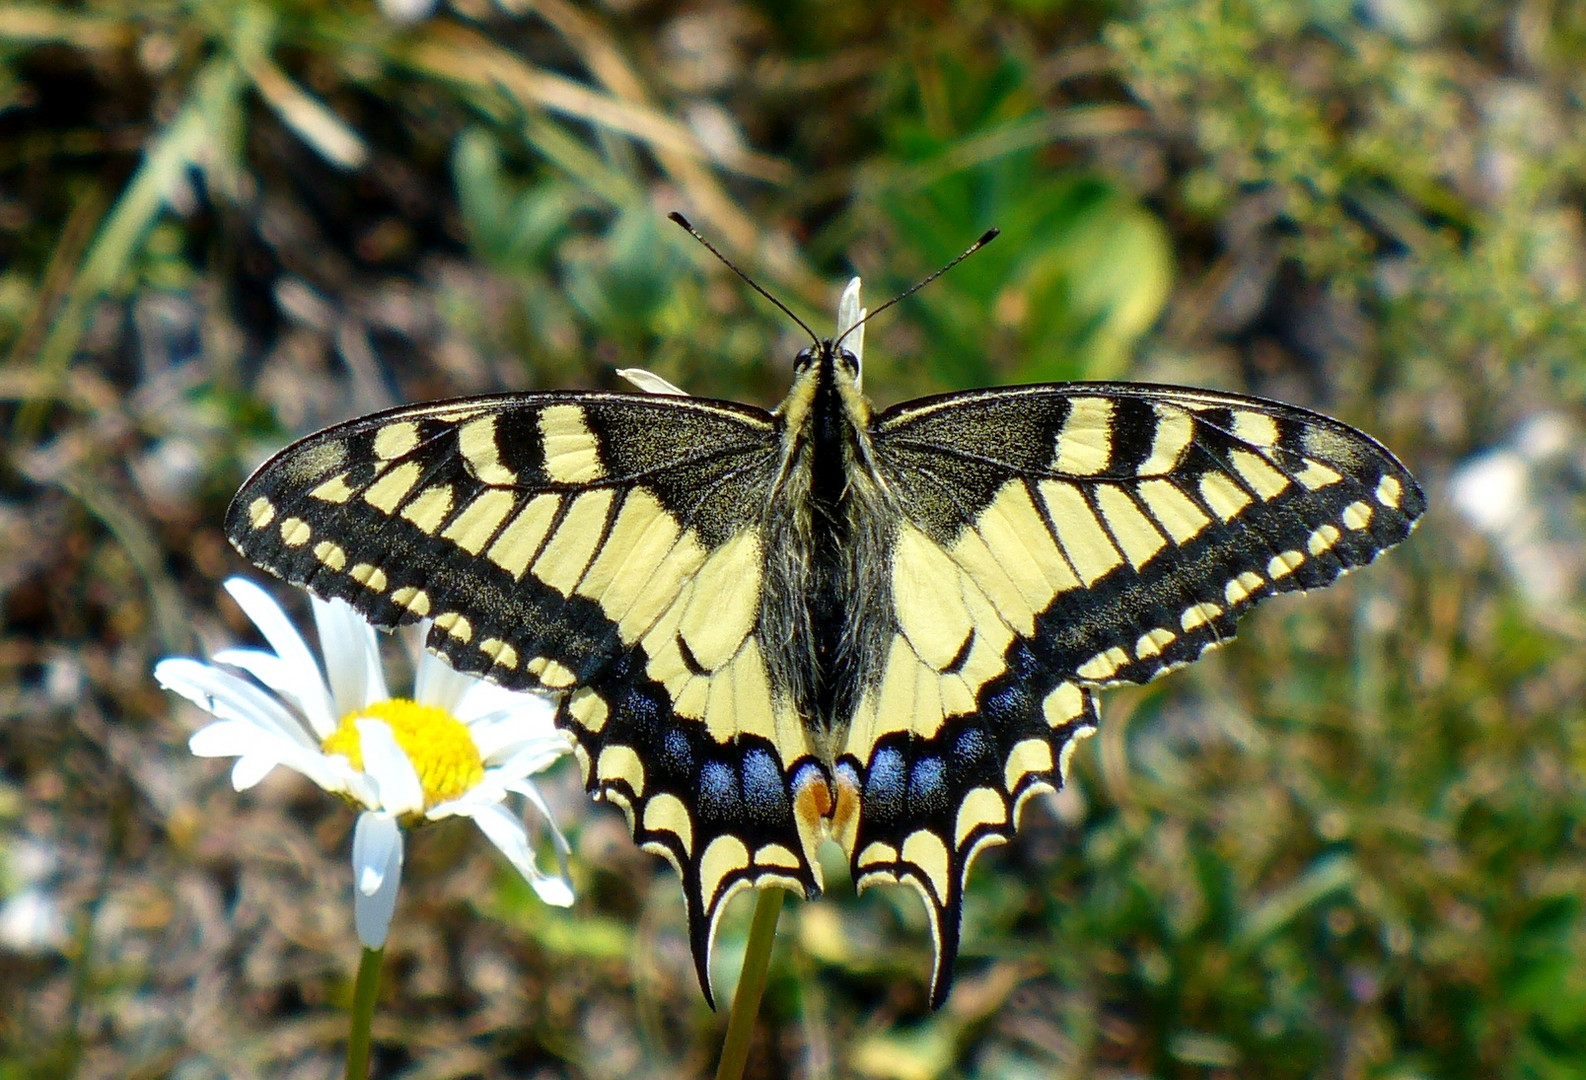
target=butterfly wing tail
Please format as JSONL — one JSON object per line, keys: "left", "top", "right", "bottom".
{"left": 845, "top": 684, "right": 1099, "bottom": 1008}
{"left": 561, "top": 654, "right": 824, "bottom": 1008}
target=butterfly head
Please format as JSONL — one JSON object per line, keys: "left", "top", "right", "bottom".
{"left": 778, "top": 337, "right": 872, "bottom": 438}
{"left": 795, "top": 337, "right": 867, "bottom": 414}
{"left": 793, "top": 338, "right": 862, "bottom": 383}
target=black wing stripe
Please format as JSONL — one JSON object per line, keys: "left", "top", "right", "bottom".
{"left": 1073, "top": 481, "right": 1202, "bottom": 660}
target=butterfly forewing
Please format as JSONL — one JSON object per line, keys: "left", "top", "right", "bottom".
{"left": 874, "top": 383, "right": 1423, "bottom": 686}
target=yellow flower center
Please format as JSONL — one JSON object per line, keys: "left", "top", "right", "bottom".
{"left": 322, "top": 699, "right": 485, "bottom": 809}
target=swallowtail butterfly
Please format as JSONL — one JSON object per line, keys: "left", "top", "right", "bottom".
{"left": 227, "top": 244, "right": 1422, "bottom": 1007}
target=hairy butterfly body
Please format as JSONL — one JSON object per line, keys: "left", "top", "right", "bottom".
{"left": 227, "top": 280, "right": 1423, "bottom": 1007}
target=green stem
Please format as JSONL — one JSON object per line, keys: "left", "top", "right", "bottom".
{"left": 346, "top": 946, "right": 384, "bottom": 1080}
{"left": 714, "top": 887, "right": 785, "bottom": 1080}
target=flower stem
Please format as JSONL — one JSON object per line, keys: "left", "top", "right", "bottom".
{"left": 346, "top": 946, "right": 384, "bottom": 1080}
{"left": 714, "top": 887, "right": 785, "bottom": 1080}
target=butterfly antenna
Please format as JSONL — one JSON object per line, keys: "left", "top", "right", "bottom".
{"left": 836, "top": 228, "right": 1000, "bottom": 348}
{"left": 668, "top": 212, "right": 819, "bottom": 346}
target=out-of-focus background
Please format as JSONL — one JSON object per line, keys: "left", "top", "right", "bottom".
{"left": 2, "top": 1, "right": 1584, "bottom": 1077}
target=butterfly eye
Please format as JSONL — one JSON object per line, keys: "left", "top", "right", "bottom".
{"left": 837, "top": 349, "right": 860, "bottom": 376}
{"left": 794, "top": 347, "right": 816, "bottom": 372}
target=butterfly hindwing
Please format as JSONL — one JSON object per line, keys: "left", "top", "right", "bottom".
{"left": 563, "top": 646, "right": 821, "bottom": 1007}
{"left": 839, "top": 468, "right": 1113, "bottom": 1005}
{"left": 841, "top": 681, "right": 1098, "bottom": 1007}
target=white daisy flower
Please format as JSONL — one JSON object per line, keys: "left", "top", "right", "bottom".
{"left": 155, "top": 577, "right": 575, "bottom": 948}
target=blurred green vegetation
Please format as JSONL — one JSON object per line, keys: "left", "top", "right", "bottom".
{"left": 2, "top": 0, "right": 1585, "bottom": 1077}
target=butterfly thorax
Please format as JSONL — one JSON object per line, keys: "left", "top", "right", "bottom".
{"left": 763, "top": 341, "right": 893, "bottom": 759}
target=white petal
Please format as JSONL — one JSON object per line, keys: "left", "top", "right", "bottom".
{"left": 357, "top": 719, "right": 424, "bottom": 816}
{"left": 531, "top": 873, "right": 575, "bottom": 908}
{"left": 353, "top": 812, "right": 402, "bottom": 895}
{"left": 483, "top": 738, "right": 571, "bottom": 785}
{"left": 453, "top": 679, "right": 548, "bottom": 726}
{"left": 413, "top": 642, "right": 474, "bottom": 715}
{"left": 230, "top": 755, "right": 277, "bottom": 790}
{"left": 473, "top": 729, "right": 569, "bottom": 771}
{"left": 465, "top": 716, "right": 530, "bottom": 762}
{"left": 190, "top": 719, "right": 350, "bottom": 794}
{"left": 461, "top": 802, "right": 574, "bottom": 907}
{"left": 509, "top": 780, "right": 574, "bottom": 892}
{"left": 466, "top": 706, "right": 562, "bottom": 761}
{"left": 188, "top": 717, "right": 287, "bottom": 759}
{"left": 615, "top": 367, "right": 689, "bottom": 396}
{"left": 157, "top": 659, "right": 316, "bottom": 749}
{"left": 222, "top": 579, "right": 337, "bottom": 732}
{"left": 334, "top": 764, "right": 381, "bottom": 809}
{"left": 210, "top": 649, "right": 333, "bottom": 735}
{"left": 351, "top": 812, "right": 404, "bottom": 948}
{"left": 836, "top": 276, "right": 865, "bottom": 381}
{"left": 313, "top": 595, "right": 382, "bottom": 716}
{"left": 511, "top": 780, "right": 572, "bottom": 853}
{"left": 364, "top": 640, "right": 389, "bottom": 709}
{"left": 264, "top": 748, "right": 349, "bottom": 794}
{"left": 314, "top": 752, "right": 379, "bottom": 807}
{"left": 509, "top": 781, "right": 573, "bottom": 895}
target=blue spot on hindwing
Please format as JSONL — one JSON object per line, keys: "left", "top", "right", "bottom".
{"left": 978, "top": 681, "right": 1029, "bottom": 727}
{"left": 663, "top": 728, "right": 693, "bottom": 777}
{"left": 699, "top": 760, "right": 738, "bottom": 821}
{"left": 1005, "top": 639, "right": 1041, "bottom": 678}
{"left": 908, "top": 756, "right": 948, "bottom": 816}
{"left": 741, "top": 745, "right": 788, "bottom": 826}
{"left": 865, "top": 745, "right": 907, "bottom": 824}
{"left": 952, "top": 726, "right": 993, "bottom": 770}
